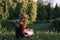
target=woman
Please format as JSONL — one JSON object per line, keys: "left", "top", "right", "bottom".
{"left": 15, "top": 13, "right": 28, "bottom": 38}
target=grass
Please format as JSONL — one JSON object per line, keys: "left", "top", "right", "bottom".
{"left": 0, "top": 23, "right": 60, "bottom": 40}
{"left": 0, "top": 31, "right": 60, "bottom": 40}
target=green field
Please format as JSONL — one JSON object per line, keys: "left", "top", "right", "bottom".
{"left": 0, "top": 31, "right": 60, "bottom": 40}
{"left": 0, "top": 23, "right": 60, "bottom": 40}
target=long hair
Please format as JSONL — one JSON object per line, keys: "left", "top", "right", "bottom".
{"left": 19, "top": 13, "right": 29, "bottom": 27}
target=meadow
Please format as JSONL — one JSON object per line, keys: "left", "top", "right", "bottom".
{"left": 0, "top": 21, "right": 60, "bottom": 40}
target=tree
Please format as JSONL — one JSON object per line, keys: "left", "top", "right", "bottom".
{"left": 27, "top": 0, "right": 37, "bottom": 22}
{"left": 45, "top": 3, "right": 51, "bottom": 20}
{"left": 54, "top": 4, "right": 60, "bottom": 18}
{"left": 37, "top": 2, "right": 47, "bottom": 21}
{"left": 0, "top": 0, "right": 37, "bottom": 22}
{"left": 0, "top": 0, "right": 9, "bottom": 20}
{"left": 8, "top": 0, "right": 28, "bottom": 19}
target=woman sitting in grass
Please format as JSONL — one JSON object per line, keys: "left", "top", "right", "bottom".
{"left": 15, "top": 13, "right": 29, "bottom": 39}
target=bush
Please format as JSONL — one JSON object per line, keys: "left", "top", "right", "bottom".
{"left": 1, "top": 20, "right": 16, "bottom": 31}
{"left": 52, "top": 19, "right": 60, "bottom": 33}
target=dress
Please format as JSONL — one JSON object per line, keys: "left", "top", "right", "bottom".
{"left": 15, "top": 24, "right": 25, "bottom": 38}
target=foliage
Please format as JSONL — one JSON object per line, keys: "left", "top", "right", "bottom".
{"left": 0, "top": 0, "right": 37, "bottom": 22}
{"left": 37, "top": 2, "right": 47, "bottom": 21}
{"left": 27, "top": 0, "right": 37, "bottom": 22}
{"left": 54, "top": 4, "right": 60, "bottom": 18}
{"left": 52, "top": 18, "right": 60, "bottom": 33}
{"left": 37, "top": 0, "right": 60, "bottom": 22}
{"left": 45, "top": 3, "right": 51, "bottom": 20}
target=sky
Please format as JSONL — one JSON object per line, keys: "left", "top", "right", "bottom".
{"left": 53, "top": 0, "right": 60, "bottom": 6}
{"left": 35, "top": 0, "right": 60, "bottom": 7}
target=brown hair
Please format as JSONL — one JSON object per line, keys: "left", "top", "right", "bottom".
{"left": 19, "top": 13, "right": 29, "bottom": 28}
